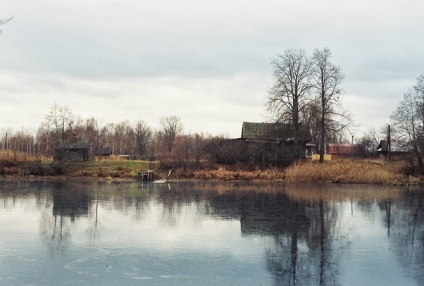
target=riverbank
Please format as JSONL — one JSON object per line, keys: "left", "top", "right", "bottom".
{"left": 192, "top": 159, "right": 414, "bottom": 185}
{"left": 0, "top": 156, "right": 418, "bottom": 185}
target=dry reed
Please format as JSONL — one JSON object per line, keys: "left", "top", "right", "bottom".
{"left": 0, "top": 150, "right": 50, "bottom": 162}
{"left": 192, "top": 167, "right": 283, "bottom": 181}
{"left": 284, "top": 159, "right": 407, "bottom": 185}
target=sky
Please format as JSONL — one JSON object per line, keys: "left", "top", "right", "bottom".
{"left": 1, "top": 0, "right": 423, "bottom": 139}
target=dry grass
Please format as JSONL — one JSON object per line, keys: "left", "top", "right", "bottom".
{"left": 0, "top": 151, "right": 51, "bottom": 176}
{"left": 0, "top": 150, "right": 50, "bottom": 162}
{"left": 191, "top": 160, "right": 411, "bottom": 185}
{"left": 283, "top": 183, "right": 404, "bottom": 202}
{"left": 192, "top": 167, "right": 284, "bottom": 181}
{"left": 65, "top": 160, "right": 155, "bottom": 178}
{"left": 0, "top": 151, "right": 156, "bottom": 179}
{"left": 284, "top": 159, "right": 408, "bottom": 185}
{"left": 0, "top": 151, "right": 414, "bottom": 185}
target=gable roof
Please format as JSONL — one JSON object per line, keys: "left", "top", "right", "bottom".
{"left": 241, "top": 122, "right": 310, "bottom": 142}
{"left": 56, "top": 139, "right": 89, "bottom": 150}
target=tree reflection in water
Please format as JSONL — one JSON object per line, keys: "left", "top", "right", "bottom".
{"left": 205, "top": 184, "right": 344, "bottom": 285}
{"left": 384, "top": 190, "right": 424, "bottom": 283}
{"left": 39, "top": 182, "right": 90, "bottom": 252}
{"left": 2, "top": 180, "right": 424, "bottom": 285}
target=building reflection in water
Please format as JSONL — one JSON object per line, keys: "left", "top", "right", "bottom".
{"left": 2, "top": 181, "right": 424, "bottom": 285}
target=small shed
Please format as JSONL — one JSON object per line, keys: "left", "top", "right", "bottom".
{"left": 54, "top": 139, "right": 90, "bottom": 162}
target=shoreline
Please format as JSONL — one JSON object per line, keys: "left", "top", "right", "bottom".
{"left": 0, "top": 158, "right": 421, "bottom": 186}
{"left": 0, "top": 174, "right": 418, "bottom": 186}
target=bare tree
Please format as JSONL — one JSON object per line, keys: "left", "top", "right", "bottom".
{"left": 391, "top": 74, "right": 424, "bottom": 173}
{"left": 84, "top": 117, "right": 104, "bottom": 155}
{"left": 267, "top": 49, "right": 314, "bottom": 161}
{"left": 160, "top": 116, "right": 183, "bottom": 153}
{"left": 41, "top": 103, "right": 74, "bottom": 147}
{"left": 134, "top": 120, "right": 152, "bottom": 159}
{"left": 193, "top": 133, "right": 203, "bottom": 165}
{"left": 173, "top": 135, "right": 193, "bottom": 170}
{"left": 357, "top": 127, "right": 382, "bottom": 157}
{"left": 113, "top": 120, "right": 134, "bottom": 156}
{"left": 311, "top": 48, "right": 350, "bottom": 162}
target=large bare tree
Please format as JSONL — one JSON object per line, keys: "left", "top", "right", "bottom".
{"left": 41, "top": 103, "right": 74, "bottom": 147}
{"left": 160, "top": 116, "right": 183, "bottom": 153}
{"left": 311, "top": 48, "right": 349, "bottom": 162}
{"left": 391, "top": 74, "right": 424, "bottom": 173}
{"left": 267, "top": 49, "right": 314, "bottom": 160}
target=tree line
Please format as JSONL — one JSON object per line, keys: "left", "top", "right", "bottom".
{"left": 0, "top": 103, "right": 234, "bottom": 170}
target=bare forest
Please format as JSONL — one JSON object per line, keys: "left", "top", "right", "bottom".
{"left": 0, "top": 103, "right": 250, "bottom": 171}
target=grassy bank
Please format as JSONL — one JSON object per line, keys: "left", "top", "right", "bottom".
{"left": 284, "top": 159, "right": 410, "bottom": 185}
{"left": 0, "top": 151, "right": 415, "bottom": 185}
{"left": 192, "top": 167, "right": 284, "bottom": 181}
{"left": 67, "top": 160, "right": 155, "bottom": 179}
{"left": 0, "top": 151, "right": 159, "bottom": 179}
{"left": 190, "top": 159, "right": 412, "bottom": 185}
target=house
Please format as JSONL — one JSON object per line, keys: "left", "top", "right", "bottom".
{"left": 54, "top": 139, "right": 90, "bottom": 162}
{"left": 220, "top": 122, "right": 312, "bottom": 166}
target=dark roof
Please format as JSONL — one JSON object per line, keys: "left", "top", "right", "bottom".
{"left": 241, "top": 122, "right": 310, "bottom": 141}
{"left": 377, "top": 140, "right": 387, "bottom": 152}
{"left": 56, "top": 139, "right": 89, "bottom": 150}
{"left": 95, "top": 147, "right": 112, "bottom": 155}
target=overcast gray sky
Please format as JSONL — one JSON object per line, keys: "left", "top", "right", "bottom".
{"left": 1, "top": 0, "right": 423, "bottom": 138}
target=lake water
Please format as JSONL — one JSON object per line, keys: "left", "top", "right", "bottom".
{"left": 1, "top": 180, "right": 424, "bottom": 285}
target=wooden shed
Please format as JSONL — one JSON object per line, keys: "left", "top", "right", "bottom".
{"left": 219, "top": 122, "right": 312, "bottom": 166}
{"left": 54, "top": 139, "right": 90, "bottom": 162}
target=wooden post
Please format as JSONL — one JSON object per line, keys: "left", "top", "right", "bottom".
{"left": 5, "top": 132, "right": 8, "bottom": 159}
{"left": 385, "top": 125, "right": 391, "bottom": 161}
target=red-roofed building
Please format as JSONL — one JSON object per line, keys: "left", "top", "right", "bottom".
{"left": 326, "top": 143, "right": 361, "bottom": 159}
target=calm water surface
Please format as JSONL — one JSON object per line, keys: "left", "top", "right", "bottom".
{"left": 1, "top": 180, "right": 424, "bottom": 285}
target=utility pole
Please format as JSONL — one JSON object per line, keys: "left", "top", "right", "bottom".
{"left": 385, "top": 125, "right": 391, "bottom": 161}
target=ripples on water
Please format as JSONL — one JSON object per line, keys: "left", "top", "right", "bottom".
{"left": 0, "top": 180, "right": 424, "bottom": 285}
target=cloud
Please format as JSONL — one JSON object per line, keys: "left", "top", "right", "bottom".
{"left": 1, "top": 0, "right": 424, "bottom": 138}
{"left": 0, "top": 71, "right": 268, "bottom": 136}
